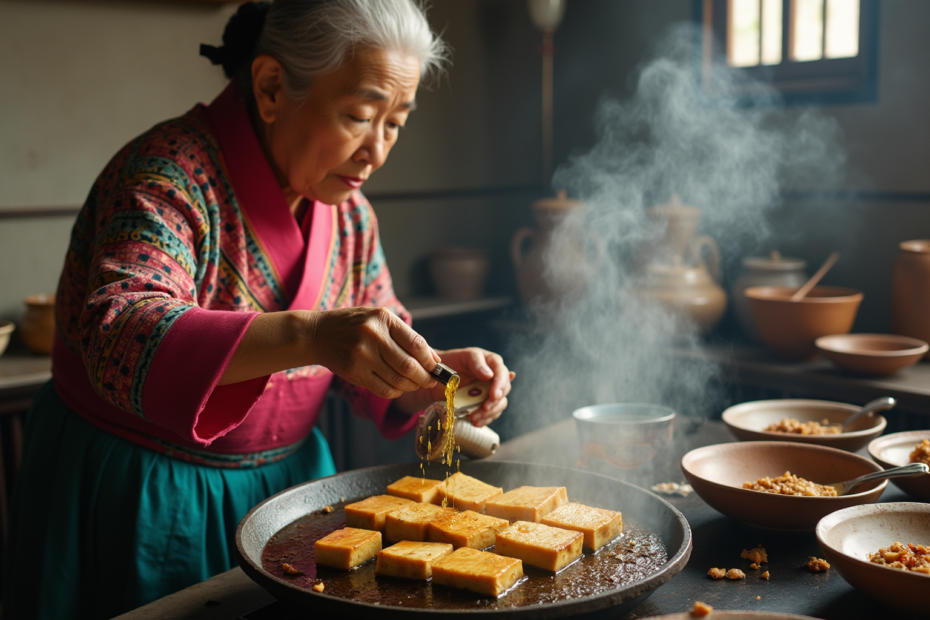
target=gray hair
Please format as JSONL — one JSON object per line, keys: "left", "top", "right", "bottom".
{"left": 256, "top": 0, "right": 449, "bottom": 99}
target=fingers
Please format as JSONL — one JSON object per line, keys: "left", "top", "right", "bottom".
{"left": 471, "top": 396, "right": 508, "bottom": 427}
{"left": 484, "top": 353, "right": 512, "bottom": 410}
{"left": 382, "top": 310, "right": 438, "bottom": 390}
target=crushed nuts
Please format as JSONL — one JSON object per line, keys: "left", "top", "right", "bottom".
{"left": 761, "top": 571, "right": 770, "bottom": 579}
{"left": 741, "top": 545, "right": 768, "bottom": 564}
{"left": 692, "top": 601, "right": 713, "bottom": 616}
{"left": 282, "top": 563, "right": 303, "bottom": 576}
{"left": 726, "top": 568, "right": 746, "bottom": 580}
{"left": 708, "top": 567, "right": 727, "bottom": 580}
{"left": 807, "top": 557, "right": 831, "bottom": 572}
{"left": 312, "top": 581, "right": 325, "bottom": 593}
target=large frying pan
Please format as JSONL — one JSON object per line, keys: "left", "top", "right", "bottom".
{"left": 236, "top": 460, "right": 691, "bottom": 619}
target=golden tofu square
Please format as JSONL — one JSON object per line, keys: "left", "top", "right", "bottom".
{"left": 431, "top": 547, "right": 524, "bottom": 597}
{"left": 540, "top": 502, "right": 622, "bottom": 551}
{"left": 384, "top": 503, "right": 456, "bottom": 543}
{"left": 485, "top": 486, "right": 568, "bottom": 523}
{"left": 495, "top": 521, "right": 583, "bottom": 572}
{"left": 387, "top": 475, "right": 445, "bottom": 504}
{"left": 344, "top": 495, "right": 414, "bottom": 531}
{"left": 438, "top": 472, "right": 503, "bottom": 513}
{"left": 375, "top": 540, "right": 454, "bottom": 580}
{"left": 429, "top": 510, "right": 510, "bottom": 549}
{"left": 314, "top": 527, "right": 382, "bottom": 570}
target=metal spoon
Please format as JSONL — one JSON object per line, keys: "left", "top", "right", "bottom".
{"left": 825, "top": 462, "right": 929, "bottom": 496}
{"left": 838, "top": 396, "right": 896, "bottom": 431}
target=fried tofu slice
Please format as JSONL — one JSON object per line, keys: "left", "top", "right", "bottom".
{"left": 429, "top": 510, "right": 510, "bottom": 549}
{"left": 375, "top": 540, "right": 454, "bottom": 580}
{"left": 387, "top": 475, "right": 445, "bottom": 504}
{"left": 314, "top": 527, "right": 382, "bottom": 570}
{"left": 540, "top": 502, "right": 622, "bottom": 551}
{"left": 344, "top": 495, "right": 414, "bottom": 532}
{"left": 384, "top": 502, "right": 457, "bottom": 543}
{"left": 431, "top": 547, "right": 524, "bottom": 597}
{"left": 438, "top": 472, "right": 503, "bottom": 513}
{"left": 485, "top": 486, "right": 568, "bottom": 523}
{"left": 495, "top": 521, "right": 583, "bottom": 572}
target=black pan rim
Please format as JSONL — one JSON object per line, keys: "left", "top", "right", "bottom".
{"left": 236, "top": 460, "right": 693, "bottom": 617}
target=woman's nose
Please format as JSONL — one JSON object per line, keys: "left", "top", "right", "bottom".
{"left": 353, "top": 130, "right": 386, "bottom": 169}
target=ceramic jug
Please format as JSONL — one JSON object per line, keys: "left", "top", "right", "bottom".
{"left": 511, "top": 190, "right": 598, "bottom": 308}
{"left": 21, "top": 294, "right": 55, "bottom": 355}
{"left": 732, "top": 251, "right": 807, "bottom": 342}
{"left": 891, "top": 240, "right": 930, "bottom": 358}
{"left": 634, "top": 195, "right": 726, "bottom": 335}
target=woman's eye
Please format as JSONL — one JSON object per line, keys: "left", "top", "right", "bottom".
{"left": 387, "top": 121, "right": 405, "bottom": 130}
{"left": 349, "top": 115, "right": 370, "bottom": 123}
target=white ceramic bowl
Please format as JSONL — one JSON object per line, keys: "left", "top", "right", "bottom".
{"left": 0, "top": 320, "right": 14, "bottom": 357}
{"left": 817, "top": 502, "right": 930, "bottom": 617}
{"left": 868, "top": 431, "right": 930, "bottom": 501}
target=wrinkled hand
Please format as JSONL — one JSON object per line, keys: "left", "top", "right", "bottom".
{"left": 420, "top": 348, "right": 514, "bottom": 427}
{"left": 309, "top": 307, "right": 440, "bottom": 398}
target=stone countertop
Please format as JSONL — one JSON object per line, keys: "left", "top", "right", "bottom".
{"left": 116, "top": 417, "right": 912, "bottom": 619}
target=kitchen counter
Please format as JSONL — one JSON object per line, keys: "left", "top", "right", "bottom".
{"left": 116, "top": 417, "right": 912, "bottom": 620}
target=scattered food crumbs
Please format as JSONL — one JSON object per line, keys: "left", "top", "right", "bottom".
{"left": 651, "top": 482, "right": 694, "bottom": 497}
{"left": 756, "top": 596, "right": 761, "bottom": 600}
{"left": 312, "top": 581, "right": 325, "bottom": 593}
{"left": 740, "top": 545, "right": 768, "bottom": 564}
{"left": 761, "top": 571, "right": 770, "bottom": 579}
{"left": 692, "top": 600, "right": 713, "bottom": 616}
{"left": 808, "top": 557, "right": 830, "bottom": 572}
{"left": 320, "top": 505, "right": 335, "bottom": 514}
{"left": 726, "top": 568, "right": 746, "bottom": 580}
{"left": 708, "top": 567, "right": 726, "bottom": 580}
{"left": 282, "top": 563, "right": 303, "bottom": 576}
{"left": 340, "top": 497, "right": 346, "bottom": 502}
{"left": 750, "top": 562, "right": 759, "bottom": 570}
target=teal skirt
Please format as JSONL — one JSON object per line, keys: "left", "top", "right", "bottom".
{"left": 3, "top": 381, "right": 336, "bottom": 620}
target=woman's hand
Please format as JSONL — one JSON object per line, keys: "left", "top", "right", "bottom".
{"left": 308, "top": 307, "right": 441, "bottom": 398}
{"left": 393, "top": 347, "right": 515, "bottom": 427}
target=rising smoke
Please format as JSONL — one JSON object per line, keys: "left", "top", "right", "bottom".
{"left": 504, "top": 24, "right": 847, "bottom": 438}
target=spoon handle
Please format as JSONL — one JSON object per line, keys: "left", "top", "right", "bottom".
{"left": 841, "top": 462, "right": 929, "bottom": 495}
{"left": 842, "top": 396, "right": 896, "bottom": 430}
{"left": 791, "top": 251, "right": 839, "bottom": 301}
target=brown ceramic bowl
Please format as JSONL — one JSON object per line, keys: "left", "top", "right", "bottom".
{"left": 868, "top": 431, "right": 930, "bottom": 501}
{"left": 722, "top": 399, "right": 887, "bottom": 452}
{"left": 815, "top": 333, "right": 928, "bottom": 377}
{"left": 681, "top": 441, "right": 886, "bottom": 532}
{"left": 643, "top": 613, "right": 818, "bottom": 620}
{"left": 816, "top": 502, "right": 930, "bottom": 617}
{"left": 744, "top": 286, "right": 863, "bottom": 361}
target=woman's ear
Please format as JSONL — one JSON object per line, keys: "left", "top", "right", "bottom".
{"left": 251, "top": 55, "right": 285, "bottom": 124}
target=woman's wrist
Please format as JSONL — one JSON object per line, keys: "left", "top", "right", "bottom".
{"left": 218, "top": 309, "right": 320, "bottom": 385}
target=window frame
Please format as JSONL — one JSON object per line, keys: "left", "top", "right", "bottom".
{"left": 695, "top": 0, "right": 881, "bottom": 105}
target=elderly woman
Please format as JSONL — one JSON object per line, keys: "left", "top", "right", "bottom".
{"left": 3, "top": 1, "right": 513, "bottom": 618}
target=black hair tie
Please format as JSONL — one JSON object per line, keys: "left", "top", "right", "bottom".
{"left": 200, "top": 1, "right": 271, "bottom": 79}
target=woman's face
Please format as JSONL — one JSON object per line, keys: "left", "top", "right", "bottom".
{"left": 252, "top": 47, "right": 420, "bottom": 207}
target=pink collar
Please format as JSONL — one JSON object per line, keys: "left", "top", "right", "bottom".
{"left": 202, "top": 83, "right": 335, "bottom": 310}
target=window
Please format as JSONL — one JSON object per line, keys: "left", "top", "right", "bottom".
{"left": 700, "top": 0, "right": 880, "bottom": 104}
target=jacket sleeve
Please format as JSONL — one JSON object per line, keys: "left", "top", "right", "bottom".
{"left": 329, "top": 196, "right": 421, "bottom": 440}
{"left": 62, "top": 165, "right": 270, "bottom": 446}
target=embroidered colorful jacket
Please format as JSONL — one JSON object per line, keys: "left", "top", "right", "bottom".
{"left": 52, "top": 84, "right": 418, "bottom": 467}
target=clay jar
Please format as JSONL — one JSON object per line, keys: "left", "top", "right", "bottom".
{"left": 429, "top": 248, "right": 489, "bottom": 301}
{"left": 21, "top": 294, "right": 55, "bottom": 355}
{"left": 891, "top": 240, "right": 930, "bottom": 358}
{"left": 511, "top": 191, "right": 597, "bottom": 308}
{"left": 731, "top": 251, "right": 807, "bottom": 342}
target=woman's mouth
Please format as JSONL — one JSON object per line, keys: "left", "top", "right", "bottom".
{"left": 337, "top": 175, "right": 365, "bottom": 189}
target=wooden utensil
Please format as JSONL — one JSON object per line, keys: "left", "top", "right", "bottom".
{"left": 791, "top": 251, "right": 839, "bottom": 301}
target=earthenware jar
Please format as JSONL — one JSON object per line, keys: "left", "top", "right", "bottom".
{"left": 429, "top": 248, "right": 489, "bottom": 301}
{"left": 891, "top": 240, "right": 930, "bottom": 358}
{"left": 511, "top": 190, "right": 596, "bottom": 308}
{"left": 21, "top": 294, "right": 55, "bottom": 355}
{"left": 732, "top": 251, "right": 807, "bottom": 342}
{"left": 634, "top": 195, "right": 727, "bottom": 335}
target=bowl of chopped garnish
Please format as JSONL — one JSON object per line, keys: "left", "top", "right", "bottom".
{"left": 681, "top": 441, "right": 886, "bottom": 532}
{"left": 816, "top": 502, "right": 930, "bottom": 617}
{"left": 722, "top": 399, "right": 887, "bottom": 452}
{"left": 869, "top": 430, "right": 930, "bottom": 501}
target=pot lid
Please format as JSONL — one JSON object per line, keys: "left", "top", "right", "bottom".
{"left": 742, "top": 250, "right": 806, "bottom": 271}
{"left": 649, "top": 193, "right": 700, "bottom": 217}
{"left": 533, "top": 189, "right": 584, "bottom": 210}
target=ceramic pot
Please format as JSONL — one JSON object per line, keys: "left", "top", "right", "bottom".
{"left": 511, "top": 190, "right": 598, "bottom": 308}
{"left": 429, "top": 248, "right": 489, "bottom": 301}
{"left": 731, "top": 251, "right": 807, "bottom": 342}
{"left": 891, "top": 240, "right": 930, "bottom": 359}
{"left": 635, "top": 256, "right": 727, "bottom": 336}
{"left": 21, "top": 294, "right": 55, "bottom": 355}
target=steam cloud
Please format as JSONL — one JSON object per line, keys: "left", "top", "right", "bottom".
{"left": 504, "top": 24, "right": 846, "bottom": 438}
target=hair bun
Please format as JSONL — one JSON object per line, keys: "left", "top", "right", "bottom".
{"left": 200, "top": 1, "right": 270, "bottom": 78}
